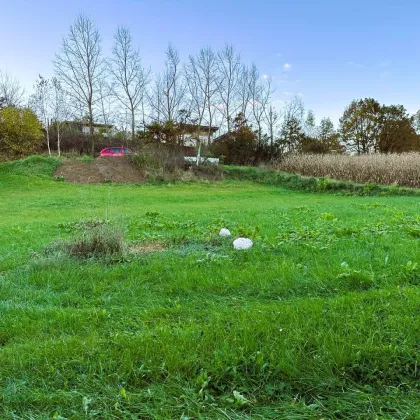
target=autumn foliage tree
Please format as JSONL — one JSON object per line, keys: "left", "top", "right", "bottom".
{"left": 378, "top": 105, "right": 419, "bottom": 153}
{"left": 0, "top": 107, "right": 43, "bottom": 160}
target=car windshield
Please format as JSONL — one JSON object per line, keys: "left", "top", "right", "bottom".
{"left": 112, "top": 148, "right": 121, "bottom": 153}
{"left": 123, "top": 148, "right": 131, "bottom": 154}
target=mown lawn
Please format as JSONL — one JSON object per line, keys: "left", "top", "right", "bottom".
{"left": 0, "top": 158, "right": 419, "bottom": 419}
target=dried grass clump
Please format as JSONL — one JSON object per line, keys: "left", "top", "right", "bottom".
{"left": 46, "top": 227, "right": 125, "bottom": 260}
{"left": 277, "top": 153, "right": 420, "bottom": 188}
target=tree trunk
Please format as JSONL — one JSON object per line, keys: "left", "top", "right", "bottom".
{"left": 196, "top": 140, "right": 201, "bottom": 167}
{"left": 89, "top": 104, "right": 95, "bottom": 157}
{"left": 46, "top": 118, "right": 51, "bottom": 156}
{"left": 131, "top": 108, "right": 135, "bottom": 142}
{"left": 57, "top": 122, "right": 61, "bottom": 157}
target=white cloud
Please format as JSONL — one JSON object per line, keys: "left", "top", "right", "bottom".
{"left": 347, "top": 61, "right": 367, "bottom": 69}
{"left": 276, "top": 53, "right": 283, "bottom": 57}
{"left": 262, "top": 74, "right": 270, "bottom": 80}
{"left": 283, "top": 63, "right": 292, "bottom": 71}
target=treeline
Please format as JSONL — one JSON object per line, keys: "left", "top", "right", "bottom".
{"left": 1, "top": 13, "right": 420, "bottom": 162}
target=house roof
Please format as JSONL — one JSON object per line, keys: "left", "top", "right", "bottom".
{"left": 64, "top": 121, "right": 113, "bottom": 129}
{"left": 182, "top": 124, "right": 219, "bottom": 134}
{"left": 212, "top": 132, "right": 231, "bottom": 142}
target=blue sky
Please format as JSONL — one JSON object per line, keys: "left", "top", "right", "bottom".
{"left": 1, "top": 0, "right": 419, "bottom": 124}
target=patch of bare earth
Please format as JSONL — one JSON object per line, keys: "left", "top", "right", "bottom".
{"left": 53, "top": 157, "right": 144, "bottom": 184}
{"left": 129, "top": 243, "right": 168, "bottom": 254}
{"left": 94, "top": 157, "right": 144, "bottom": 183}
{"left": 54, "top": 161, "right": 105, "bottom": 184}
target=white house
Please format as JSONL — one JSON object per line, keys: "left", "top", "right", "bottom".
{"left": 181, "top": 124, "right": 219, "bottom": 147}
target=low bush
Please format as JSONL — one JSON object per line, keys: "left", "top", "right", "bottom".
{"left": 46, "top": 226, "right": 125, "bottom": 260}
{"left": 132, "top": 143, "right": 185, "bottom": 180}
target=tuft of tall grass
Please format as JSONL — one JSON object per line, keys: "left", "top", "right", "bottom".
{"left": 46, "top": 226, "right": 125, "bottom": 260}
{"left": 277, "top": 153, "right": 420, "bottom": 188}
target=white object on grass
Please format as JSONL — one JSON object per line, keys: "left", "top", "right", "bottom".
{"left": 219, "top": 228, "right": 231, "bottom": 237}
{"left": 233, "top": 237, "right": 253, "bottom": 250}
{"left": 184, "top": 156, "right": 219, "bottom": 165}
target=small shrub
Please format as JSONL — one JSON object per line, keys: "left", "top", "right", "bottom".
{"left": 67, "top": 227, "right": 124, "bottom": 258}
{"left": 47, "top": 227, "right": 124, "bottom": 260}
{"left": 132, "top": 143, "right": 185, "bottom": 179}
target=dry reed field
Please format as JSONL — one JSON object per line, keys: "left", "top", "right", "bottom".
{"left": 278, "top": 153, "right": 420, "bottom": 188}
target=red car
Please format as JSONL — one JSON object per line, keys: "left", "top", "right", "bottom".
{"left": 100, "top": 147, "right": 135, "bottom": 157}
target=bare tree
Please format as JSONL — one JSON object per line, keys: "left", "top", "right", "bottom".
{"left": 50, "top": 77, "right": 70, "bottom": 157}
{"left": 185, "top": 47, "right": 218, "bottom": 164}
{"left": 54, "top": 14, "right": 104, "bottom": 155}
{"left": 238, "top": 65, "right": 252, "bottom": 121}
{"left": 150, "top": 44, "right": 186, "bottom": 122}
{"left": 97, "top": 77, "right": 116, "bottom": 126}
{"left": 413, "top": 110, "right": 420, "bottom": 135}
{"left": 0, "top": 71, "right": 25, "bottom": 107}
{"left": 216, "top": 45, "right": 242, "bottom": 132}
{"left": 304, "top": 109, "right": 317, "bottom": 138}
{"left": 30, "top": 75, "right": 52, "bottom": 156}
{"left": 111, "top": 26, "right": 150, "bottom": 141}
{"left": 264, "top": 104, "right": 280, "bottom": 148}
{"left": 249, "top": 65, "right": 273, "bottom": 146}
{"left": 148, "top": 76, "right": 164, "bottom": 123}
{"left": 283, "top": 95, "right": 305, "bottom": 124}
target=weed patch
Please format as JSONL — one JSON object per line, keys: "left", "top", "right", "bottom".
{"left": 46, "top": 226, "right": 124, "bottom": 260}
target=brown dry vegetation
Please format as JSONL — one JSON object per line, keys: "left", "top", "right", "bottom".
{"left": 54, "top": 156, "right": 144, "bottom": 184}
{"left": 277, "top": 153, "right": 420, "bottom": 188}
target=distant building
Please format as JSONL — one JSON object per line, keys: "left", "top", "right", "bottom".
{"left": 63, "top": 121, "right": 114, "bottom": 136}
{"left": 181, "top": 124, "right": 219, "bottom": 147}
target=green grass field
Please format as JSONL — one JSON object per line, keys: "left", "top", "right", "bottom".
{"left": 1, "top": 157, "right": 419, "bottom": 419}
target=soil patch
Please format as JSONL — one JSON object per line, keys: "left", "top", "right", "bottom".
{"left": 129, "top": 243, "right": 168, "bottom": 254}
{"left": 94, "top": 157, "right": 144, "bottom": 183}
{"left": 54, "top": 160, "right": 104, "bottom": 184}
{"left": 54, "top": 157, "right": 144, "bottom": 184}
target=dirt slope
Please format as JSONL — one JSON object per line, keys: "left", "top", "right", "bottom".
{"left": 54, "top": 157, "right": 144, "bottom": 184}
